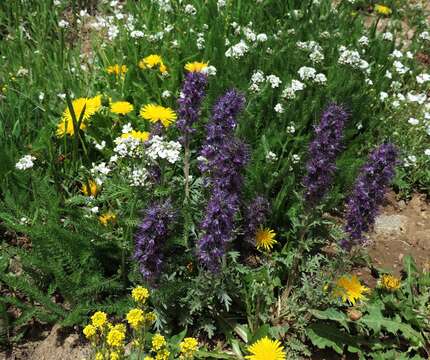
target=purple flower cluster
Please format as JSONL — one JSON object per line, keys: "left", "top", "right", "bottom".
{"left": 176, "top": 72, "right": 208, "bottom": 141}
{"left": 198, "top": 90, "right": 249, "bottom": 272}
{"left": 303, "top": 104, "right": 349, "bottom": 205}
{"left": 243, "top": 196, "right": 270, "bottom": 242}
{"left": 134, "top": 199, "right": 175, "bottom": 281}
{"left": 341, "top": 143, "right": 398, "bottom": 249}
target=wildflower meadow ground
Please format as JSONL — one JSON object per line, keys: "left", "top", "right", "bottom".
{"left": 0, "top": 0, "right": 430, "bottom": 359}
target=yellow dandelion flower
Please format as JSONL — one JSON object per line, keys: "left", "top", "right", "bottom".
{"left": 144, "top": 357, "right": 155, "bottom": 360}
{"left": 121, "top": 130, "right": 150, "bottom": 142}
{"left": 99, "top": 212, "right": 116, "bottom": 226}
{"left": 110, "top": 101, "right": 134, "bottom": 115}
{"left": 95, "top": 352, "right": 104, "bottom": 360}
{"left": 139, "top": 104, "right": 177, "bottom": 127}
{"left": 179, "top": 337, "right": 198, "bottom": 357}
{"left": 57, "top": 96, "right": 101, "bottom": 137}
{"left": 83, "top": 324, "right": 97, "bottom": 339}
{"left": 110, "top": 351, "right": 120, "bottom": 360}
{"left": 106, "top": 327, "right": 125, "bottom": 348}
{"left": 81, "top": 180, "right": 98, "bottom": 197}
{"left": 151, "top": 334, "right": 166, "bottom": 352}
{"left": 255, "top": 228, "right": 277, "bottom": 251}
{"left": 91, "top": 311, "right": 108, "bottom": 328}
{"left": 107, "top": 64, "right": 128, "bottom": 78}
{"left": 126, "top": 308, "right": 145, "bottom": 330}
{"left": 139, "top": 55, "right": 163, "bottom": 69}
{"left": 374, "top": 4, "right": 392, "bottom": 16}
{"left": 379, "top": 274, "right": 401, "bottom": 291}
{"left": 131, "top": 286, "right": 150, "bottom": 303}
{"left": 246, "top": 337, "right": 286, "bottom": 360}
{"left": 333, "top": 275, "right": 369, "bottom": 305}
{"left": 184, "top": 61, "right": 208, "bottom": 73}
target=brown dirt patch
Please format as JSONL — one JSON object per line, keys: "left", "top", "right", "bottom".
{"left": 0, "top": 324, "right": 90, "bottom": 360}
{"left": 355, "top": 192, "right": 430, "bottom": 287}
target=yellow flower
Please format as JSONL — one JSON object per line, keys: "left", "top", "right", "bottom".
{"left": 107, "top": 327, "right": 125, "bottom": 348}
{"left": 110, "top": 351, "right": 120, "bottom": 360}
{"left": 255, "top": 228, "right": 277, "bottom": 251}
{"left": 81, "top": 180, "right": 99, "bottom": 197}
{"left": 379, "top": 274, "right": 401, "bottom": 291}
{"left": 139, "top": 55, "right": 167, "bottom": 73}
{"left": 83, "top": 324, "right": 97, "bottom": 339}
{"left": 374, "top": 4, "right": 392, "bottom": 16}
{"left": 139, "top": 104, "right": 177, "bottom": 127}
{"left": 144, "top": 357, "right": 154, "bottom": 360}
{"left": 126, "top": 308, "right": 145, "bottom": 330}
{"left": 179, "top": 337, "right": 198, "bottom": 358}
{"left": 110, "top": 101, "right": 134, "bottom": 115}
{"left": 121, "top": 130, "right": 150, "bottom": 142}
{"left": 107, "top": 64, "right": 128, "bottom": 78}
{"left": 333, "top": 275, "right": 369, "bottom": 305}
{"left": 145, "top": 311, "right": 157, "bottom": 324}
{"left": 99, "top": 212, "right": 117, "bottom": 226}
{"left": 131, "top": 286, "right": 150, "bottom": 303}
{"left": 95, "top": 352, "right": 104, "bottom": 360}
{"left": 184, "top": 61, "right": 208, "bottom": 73}
{"left": 56, "top": 96, "right": 102, "bottom": 137}
{"left": 151, "top": 334, "right": 166, "bottom": 351}
{"left": 91, "top": 311, "right": 108, "bottom": 328}
{"left": 139, "top": 55, "right": 163, "bottom": 69}
{"left": 155, "top": 349, "right": 170, "bottom": 360}
{"left": 246, "top": 337, "right": 285, "bottom": 360}
{"left": 159, "top": 63, "right": 168, "bottom": 74}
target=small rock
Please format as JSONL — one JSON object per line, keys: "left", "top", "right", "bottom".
{"left": 375, "top": 215, "right": 408, "bottom": 235}
{"left": 64, "top": 334, "right": 78, "bottom": 347}
{"left": 398, "top": 200, "right": 406, "bottom": 210}
{"left": 398, "top": 253, "right": 404, "bottom": 262}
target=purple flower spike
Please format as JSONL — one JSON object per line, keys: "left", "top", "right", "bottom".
{"left": 198, "top": 89, "right": 249, "bottom": 272}
{"left": 341, "top": 143, "right": 398, "bottom": 249}
{"left": 243, "top": 196, "right": 270, "bottom": 242}
{"left": 176, "top": 72, "right": 208, "bottom": 141}
{"left": 134, "top": 199, "right": 175, "bottom": 282}
{"left": 303, "top": 104, "right": 350, "bottom": 205}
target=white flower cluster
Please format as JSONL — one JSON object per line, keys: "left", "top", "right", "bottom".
{"left": 114, "top": 136, "right": 144, "bottom": 158}
{"left": 297, "top": 40, "right": 324, "bottom": 63}
{"left": 338, "top": 46, "right": 369, "bottom": 70}
{"left": 249, "top": 71, "right": 282, "bottom": 91}
{"left": 15, "top": 155, "right": 36, "bottom": 170}
{"left": 358, "top": 36, "right": 369, "bottom": 47}
{"left": 249, "top": 70, "right": 265, "bottom": 92}
{"left": 419, "top": 31, "right": 430, "bottom": 41}
{"left": 113, "top": 124, "right": 145, "bottom": 158}
{"left": 184, "top": 4, "right": 197, "bottom": 15}
{"left": 416, "top": 73, "right": 430, "bottom": 84}
{"left": 90, "top": 162, "right": 111, "bottom": 185}
{"left": 152, "top": 0, "right": 172, "bottom": 12}
{"left": 128, "top": 167, "right": 149, "bottom": 187}
{"left": 297, "top": 67, "right": 327, "bottom": 84}
{"left": 225, "top": 40, "right": 249, "bottom": 59}
{"left": 146, "top": 136, "right": 181, "bottom": 164}
{"left": 266, "top": 151, "right": 278, "bottom": 163}
{"left": 282, "top": 80, "right": 306, "bottom": 99}
{"left": 393, "top": 60, "right": 410, "bottom": 75}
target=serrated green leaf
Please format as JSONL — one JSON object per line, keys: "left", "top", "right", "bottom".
{"left": 309, "top": 308, "right": 349, "bottom": 330}
{"left": 307, "top": 322, "right": 362, "bottom": 355}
